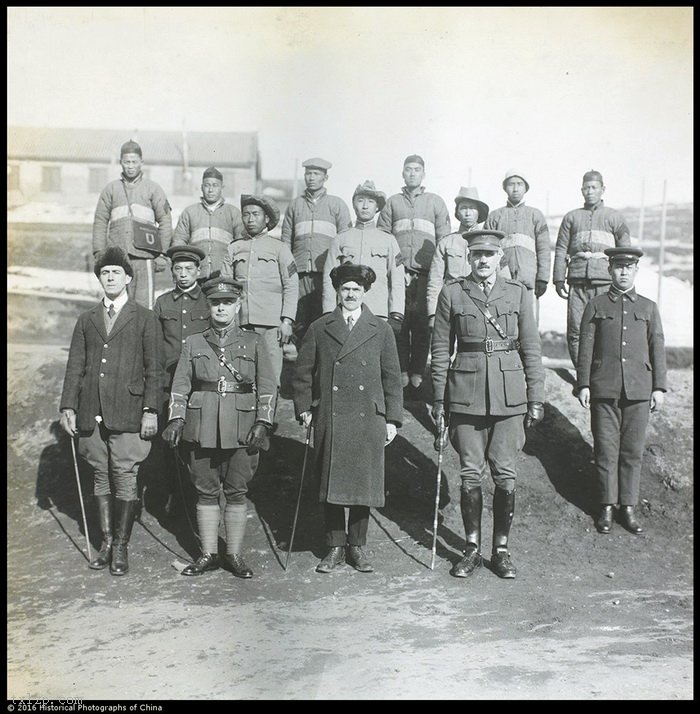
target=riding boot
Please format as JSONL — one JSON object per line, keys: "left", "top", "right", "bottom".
{"left": 491, "top": 487, "right": 517, "bottom": 579}
{"left": 451, "top": 487, "right": 483, "bottom": 577}
{"left": 88, "top": 495, "right": 113, "bottom": 570}
{"left": 110, "top": 499, "right": 139, "bottom": 576}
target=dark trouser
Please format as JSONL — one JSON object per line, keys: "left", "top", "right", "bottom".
{"left": 396, "top": 272, "right": 430, "bottom": 376}
{"left": 126, "top": 257, "right": 156, "bottom": 310}
{"left": 183, "top": 443, "right": 259, "bottom": 506}
{"left": 567, "top": 281, "right": 609, "bottom": 366}
{"left": 448, "top": 413, "right": 525, "bottom": 493}
{"left": 591, "top": 396, "right": 649, "bottom": 506}
{"left": 293, "top": 272, "right": 324, "bottom": 346}
{"left": 324, "top": 504, "right": 370, "bottom": 547}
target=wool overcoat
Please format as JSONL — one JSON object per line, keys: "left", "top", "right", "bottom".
{"left": 293, "top": 305, "right": 403, "bottom": 507}
{"left": 59, "top": 301, "right": 162, "bottom": 433}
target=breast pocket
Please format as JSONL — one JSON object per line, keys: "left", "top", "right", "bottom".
{"left": 495, "top": 302, "right": 519, "bottom": 335}
{"left": 233, "top": 353, "right": 256, "bottom": 382}
{"left": 257, "top": 251, "right": 279, "bottom": 268}
{"left": 230, "top": 252, "right": 249, "bottom": 278}
{"left": 455, "top": 308, "right": 480, "bottom": 336}
{"left": 340, "top": 245, "right": 357, "bottom": 261}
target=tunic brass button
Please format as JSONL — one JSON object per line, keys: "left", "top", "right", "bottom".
{"left": 359, "top": 385, "right": 364, "bottom": 391}
{"left": 101, "top": 358, "right": 107, "bottom": 363}
{"left": 360, "top": 412, "right": 365, "bottom": 417}
{"left": 99, "top": 373, "right": 104, "bottom": 377}
{"left": 183, "top": 309, "right": 187, "bottom": 314}
{"left": 103, "top": 344, "right": 108, "bottom": 348}
{"left": 333, "top": 385, "right": 338, "bottom": 391}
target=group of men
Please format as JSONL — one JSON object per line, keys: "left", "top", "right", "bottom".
{"left": 58, "top": 139, "right": 666, "bottom": 581}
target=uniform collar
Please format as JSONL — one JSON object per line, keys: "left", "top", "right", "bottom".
{"left": 354, "top": 219, "right": 377, "bottom": 230}
{"left": 608, "top": 285, "right": 638, "bottom": 302}
{"left": 304, "top": 187, "right": 327, "bottom": 202}
{"left": 402, "top": 185, "right": 425, "bottom": 199}
{"left": 583, "top": 199, "right": 605, "bottom": 211}
{"left": 507, "top": 199, "right": 526, "bottom": 208}
{"left": 172, "top": 283, "right": 202, "bottom": 300}
{"left": 242, "top": 228, "right": 269, "bottom": 240}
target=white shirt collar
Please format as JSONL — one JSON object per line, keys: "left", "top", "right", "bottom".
{"left": 341, "top": 306, "right": 362, "bottom": 322}
{"left": 102, "top": 291, "right": 129, "bottom": 312}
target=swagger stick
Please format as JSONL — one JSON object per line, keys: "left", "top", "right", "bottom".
{"left": 430, "top": 414, "right": 446, "bottom": 571}
{"left": 70, "top": 436, "right": 93, "bottom": 563}
{"left": 285, "top": 421, "right": 312, "bottom": 571}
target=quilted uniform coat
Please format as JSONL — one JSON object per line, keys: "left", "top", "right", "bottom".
{"left": 59, "top": 301, "right": 162, "bottom": 433}
{"left": 169, "top": 325, "right": 277, "bottom": 449}
{"left": 292, "top": 305, "right": 403, "bottom": 507}
{"left": 431, "top": 275, "right": 545, "bottom": 416}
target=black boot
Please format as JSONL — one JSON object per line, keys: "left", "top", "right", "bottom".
{"left": 596, "top": 504, "right": 614, "bottom": 534}
{"left": 491, "top": 487, "right": 517, "bottom": 579}
{"left": 89, "top": 495, "right": 113, "bottom": 570}
{"left": 110, "top": 499, "right": 138, "bottom": 576}
{"left": 620, "top": 505, "right": 644, "bottom": 534}
{"left": 451, "top": 487, "right": 483, "bottom": 578}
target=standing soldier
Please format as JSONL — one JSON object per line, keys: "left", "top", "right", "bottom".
{"left": 322, "top": 180, "right": 405, "bottom": 333}
{"left": 92, "top": 140, "right": 173, "bottom": 310}
{"left": 153, "top": 244, "right": 210, "bottom": 514}
{"left": 293, "top": 264, "right": 403, "bottom": 574}
{"left": 377, "top": 154, "right": 451, "bottom": 390}
{"left": 59, "top": 247, "right": 161, "bottom": 575}
{"left": 170, "top": 166, "right": 244, "bottom": 281}
{"left": 431, "top": 230, "right": 545, "bottom": 580}
{"left": 281, "top": 157, "right": 352, "bottom": 356}
{"left": 553, "top": 170, "right": 631, "bottom": 366}
{"left": 162, "top": 277, "right": 277, "bottom": 578}
{"left": 427, "top": 186, "right": 491, "bottom": 325}
{"left": 577, "top": 247, "right": 666, "bottom": 535}
{"left": 221, "top": 194, "right": 298, "bottom": 385}
{"left": 484, "top": 169, "right": 551, "bottom": 315}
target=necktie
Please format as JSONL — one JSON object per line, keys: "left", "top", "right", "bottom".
{"left": 481, "top": 282, "right": 491, "bottom": 298}
{"left": 107, "top": 303, "right": 116, "bottom": 318}
{"left": 347, "top": 315, "right": 354, "bottom": 330}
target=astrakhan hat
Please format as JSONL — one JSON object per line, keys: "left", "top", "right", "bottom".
{"left": 94, "top": 247, "right": 134, "bottom": 278}
{"left": 330, "top": 263, "right": 377, "bottom": 291}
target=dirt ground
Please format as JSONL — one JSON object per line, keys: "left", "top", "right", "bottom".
{"left": 6, "top": 340, "right": 694, "bottom": 701}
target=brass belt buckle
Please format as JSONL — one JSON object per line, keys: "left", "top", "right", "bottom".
{"left": 484, "top": 338, "right": 494, "bottom": 355}
{"left": 217, "top": 375, "right": 227, "bottom": 398}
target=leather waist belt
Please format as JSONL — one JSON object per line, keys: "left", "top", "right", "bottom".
{"left": 458, "top": 339, "right": 520, "bottom": 354}
{"left": 194, "top": 379, "right": 254, "bottom": 395}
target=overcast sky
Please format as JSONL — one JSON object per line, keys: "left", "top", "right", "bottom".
{"left": 7, "top": 6, "right": 693, "bottom": 217}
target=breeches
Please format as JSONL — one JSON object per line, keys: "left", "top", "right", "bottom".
{"left": 448, "top": 413, "right": 525, "bottom": 492}
{"left": 78, "top": 423, "right": 151, "bottom": 501}
{"left": 183, "top": 443, "right": 259, "bottom": 505}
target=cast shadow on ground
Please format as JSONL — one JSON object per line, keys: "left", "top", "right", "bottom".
{"left": 523, "top": 400, "right": 597, "bottom": 517}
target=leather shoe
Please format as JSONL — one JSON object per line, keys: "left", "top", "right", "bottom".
{"left": 346, "top": 545, "right": 374, "bottom": 573}
{"left": 596, "top": 505, "right": 614, "bottom": 534}
{"left": 221, "top": 553, "right": 253, "bottom": 578}
{"left": 316, "top": 546, "right": 345, "bottom": 573}
{"left": 450, "top": 545, "right": 482, "bottom": 578}
{"left": 620, "top": 506, "right": 644, "bottom": 534}
{"left": 181, "top": 553, "right": 219, "bottom": 576}
{"left": 491, "top": 547, "right": 517, "bottom": 579}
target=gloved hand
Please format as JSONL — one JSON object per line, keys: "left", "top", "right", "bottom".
{"left": 524, "top": 401, "right": 544, "bottom": 429}
{"left": 59, "top": 408, "right": 77, "bottom": 437}
{"left": 385, "top": 422, "right": 397, "bottom": 445}
{"left": 431, "top": 401, "right": 445, "bottom": 424}
{"left": 299, "top": 411, "right": 313, "bottom": 429}
{"left": 140, "top": 412, "right": 159, "bottom": 439}
{"left": 162, "top": 418, "right": 184, "bottom": 448}
{"left": 534, "top": 280, "right": 548, "bottom": 298}
{"left": 154, "top": 255, "right": 169, "bottom": 273}
{"left": 554, "top": 281, "right": 569, "bottom": 299}
{"left": 246, "top": 422, "right": 271, "bottom": 454}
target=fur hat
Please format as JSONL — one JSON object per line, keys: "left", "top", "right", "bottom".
{"left": 330, "top": 263, "right": 377, "bottom": 291}
{"left": 94, "top": 247, "right": 134, "bottom": 277}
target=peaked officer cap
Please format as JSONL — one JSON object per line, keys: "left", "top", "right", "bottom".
{"left": 202, "top": 276, "right": 244, "bottom": 300}
{"left": 465, "top": 230, "right": 506, "bottom": 251}
{"left": 352, "top": 180, "right": 386, "bottom": 211}
{"left": 330, "top": 263, "right": 377, "bottom": 291}
{"left": 166, "top": 244, "right": 206, "bottom": 264}
{"left": 502, "top": 169, "right": 530, "bottom": 192}
{"left": 302, "top": 157, "right": 332, "bottom": 171}
{"left": 454, "top": 186, "right": 489, "bottom": 223}
{"left": 604, "top": 246, "right": 643, "bottom": 262}
{"left": 240, "top": 194, "right": 281, "bottom": 231}
{"left": 120, "top": 140, "right": 142, "bottom": 157}
{"left": 94, "top": 247, "right": 134, "bottom": 278}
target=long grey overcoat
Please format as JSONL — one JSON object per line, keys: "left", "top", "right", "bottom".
{"left": 293, "top": 305, "right": 403, "bottom": 507}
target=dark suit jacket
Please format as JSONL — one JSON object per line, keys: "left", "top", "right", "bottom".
{"left": 577, "top": 288, "right": 667, "bottom": 399}
{"left": 60, "top": 300, "right": 161, "bottom": 433}
{"left": 292, "top": 305, "right": 403, "bottom": 507}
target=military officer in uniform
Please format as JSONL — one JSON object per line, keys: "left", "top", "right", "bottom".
{"left": 577, "top": 246, "right": 666, "bottom": 535}
{"left": 431, "top": 230, "right": 545, "bottom": 579}
{"left": 162, "top": 277, "right": 277, "bottom": 578}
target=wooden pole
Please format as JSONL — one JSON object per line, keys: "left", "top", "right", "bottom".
{"left": 638, "top": 178, "right": 646, "bottom": 251}
{"left": 657, "top": 180, "right": 667, "bottom": 310}
{"left": 293, "top": 158, "right": 300, "bottom": 198}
